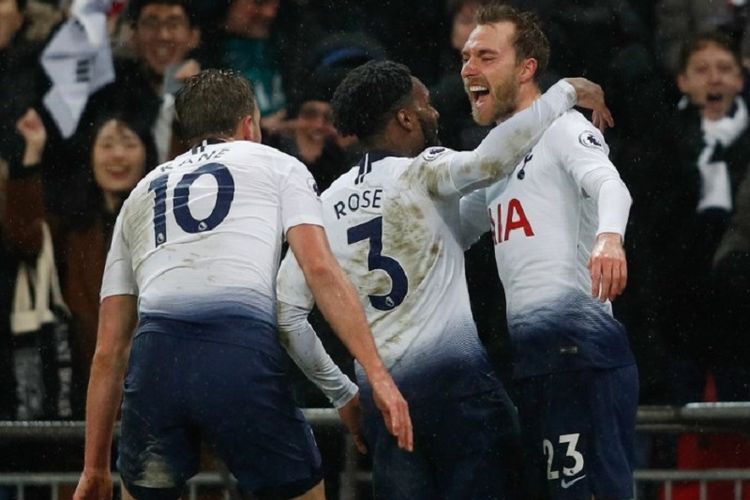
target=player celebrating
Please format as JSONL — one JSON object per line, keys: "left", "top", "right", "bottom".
{"left": 73, "top": 69, "right": 411, "bottom": 500}
{"left": 275, "top": 59, "right": 611, "bottom": 499}
{"left": 460, "top": 4, "right": 636, "bottom": 499}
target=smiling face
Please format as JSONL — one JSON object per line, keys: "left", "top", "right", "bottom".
{"left": 92, "top": 120, "right": 147, "bottom": 196}
{"left": 296, "top": 100, "right": 336, "bottom": 147}
{"left": 461, "top": 21, "right": 522, "bottom": 126}
{"left": 133, "top": 3, "right": 199, "bottom": 77}
{"left": 678, "top": 41, "right": 744, "bottom": 121}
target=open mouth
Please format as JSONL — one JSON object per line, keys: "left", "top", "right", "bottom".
{"left": 468, "top": 85, "right": 490, "bottom": 107}
{"left": 706, "top": 93, "right": 723, "bottom": 103}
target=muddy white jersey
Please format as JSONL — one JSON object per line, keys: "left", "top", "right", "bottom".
{"left": 276, "top": 81, "right": 578, "bottom": 401}
{"left": 279, "top": 151, "right": 498, "bottom": 401}
{"left": 101, "top": 139, "right": 323, "bottom": 329}
{"left": 461, "top": 110, "right": 634, "bottom": 378}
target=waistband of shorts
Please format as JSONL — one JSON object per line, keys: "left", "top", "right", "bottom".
{"left": 137, "top": 313, "right": 282, "bottom": 357}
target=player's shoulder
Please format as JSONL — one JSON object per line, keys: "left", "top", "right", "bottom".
{"left": 226, "top": 141, "right": 307, "bottom": 171}
{"left": 320, "top": 164, "right": 360, "bottom": 200}
{"left": 546, "top": 109, "right": 608, "bottom": 153}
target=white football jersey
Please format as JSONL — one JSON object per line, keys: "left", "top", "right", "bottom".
{"left": 101, "top": 140, "right": 323, "bottom": 329}
{"left": 277, "top": 81, "right": 577, "bottom": 401}
{"left": 461, "top": 110, "right": 634, "bottom": 378}
{"left": 279, "top": 151, "right": 496, "bottom": 401}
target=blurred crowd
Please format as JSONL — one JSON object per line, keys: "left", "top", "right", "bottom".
{"left": 2, "top": 0, "right": 750, "bottom": 497}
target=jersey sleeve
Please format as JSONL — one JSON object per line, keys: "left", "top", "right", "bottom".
{"left": 280, "top": 159, "right": 324, "bottom": 233}
{"left": 459, "top": 188, "right": 490, "bottom": 250}
{"left": 548, "top": 116, "right": 616, "bottom": 187}
{"left": 419, "top": 79, "right": 577, "bottom": 197}
{"left": 100, "top": 202, "right": 138, "bottom": 300}
{"left": 548, "top": 117, "right": 632, "bottom": 237}
{"left": 277, "top": 249, "right": 314, "bottom": 309}
{"left": 276, "top": 252, "right": 359, "bottom": 408}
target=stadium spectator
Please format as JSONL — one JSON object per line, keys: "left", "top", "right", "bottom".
{"left": 73, "top": 68, "right": 411, "bottom": 500}
{"left": 5, "top": 107, "right": 157, "bottom": 409}
{"left": 0, "top": 0, "right": 60, "bottom": 168}
{"left": 459, "top": 5, "right": 636, "bottom": 499}
{"left": 79, "top": 0, "right": 200, "bottom": 167}
{"left": 200, "top": 0, "right": 324, "bottom": 135}
{"left": 654, "top": 31, "right": 750, "bottom": 404}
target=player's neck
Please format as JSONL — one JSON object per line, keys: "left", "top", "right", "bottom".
{"left": 515, "top": 86, "right": 542, "bottom": 114}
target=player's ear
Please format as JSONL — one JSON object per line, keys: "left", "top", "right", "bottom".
{"left": 518, "top": 57, "right": 538, "bottom": 84}
{"left": 395, "top": 108, "right": 415, "bottom": 132}
{"left": 238, "top": 114, "right": 260, "bottom": 142}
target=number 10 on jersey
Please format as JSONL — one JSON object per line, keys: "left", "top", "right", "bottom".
{"left": 148, "top": 163, "right": 236, "bottom": 247}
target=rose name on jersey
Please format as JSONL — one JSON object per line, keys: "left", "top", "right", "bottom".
{"left": 488, "top": 198, "right": 535, "bottom": 244}
{"left": 333, "top": 188, "right": 383, "bottom": 219}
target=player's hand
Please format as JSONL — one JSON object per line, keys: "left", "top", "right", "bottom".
{"left": 337, "top": 392, "right": 368, "bottom": 454}
{"left": 369, "top": 371, "right": 413, "bottom": 452}
{"left": 73, "top": 468, "right": 113, "bottom": 500}
{"left": 16, "top": 108, "right": 47, "bottom": 165}
{"left": 589, "top": 232, "right": 627, "bottom": 302}
{"left": 564, "top": 77, "right": 614, "bottom": 132}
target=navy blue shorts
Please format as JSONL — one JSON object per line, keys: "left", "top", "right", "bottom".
{"left": 117, "top": 325, "right": 322, "bottom": 499}
{"left": 513, "top": 364, "right": 638, "bottom": 500}
{"left": 362, "top": 386, "right": 523, "bottom": 500}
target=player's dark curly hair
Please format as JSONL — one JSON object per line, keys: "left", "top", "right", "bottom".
{"left": 331, "top": 60, "right": 414, "bottom": 144}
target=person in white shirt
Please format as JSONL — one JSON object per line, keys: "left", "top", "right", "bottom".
{"left": 459, "top": 5, "right": 636, "bottom": 499}
{"left": 73, "top": 69, "right": 412, "bottom": 500}
{"left": 276, "top": 59, "right": 611, "bottom": 500}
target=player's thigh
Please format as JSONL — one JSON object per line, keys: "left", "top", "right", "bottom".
{"left": 118, "top": 333, "right": 201, "bottom": 497}
{"left": 433, "top": 388, "right": 523, "bottom": 500}
{"left": 196, "top": 345, "right": 323, "bottom": 499}
{"left": 514, "top": 367, "right": 638, "bottom": 500}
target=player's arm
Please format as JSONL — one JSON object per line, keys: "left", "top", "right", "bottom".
{"left": 428, "top": 78, "right": 612, "bottom": 197}
{"left": 286, "top": 223, "right": 413, "bottom": 452}
{"left": 585, "top": 171, "right": 632, "bottom": 302}
{"left": 553, "top": 123, "right": 632, "bottom": 302}
{"left": 74, "top": 295, "right": 137, "bottom": 500}
{"left": 277, "top": 256, "right": 366, "bottom": 452}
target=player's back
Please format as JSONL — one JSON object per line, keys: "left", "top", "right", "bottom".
{"left": 118, "top": 140, "right": 312, "bottom": 329}
{"left": 321, "top": 151, "right": 498, "bottom": 401}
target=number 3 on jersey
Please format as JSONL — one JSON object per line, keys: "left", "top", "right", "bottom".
{"left": 347, "top": 216, "right": 408, "bottom": 311}
{"left": 149, "top": 162, "right": 235, "bottom": 247}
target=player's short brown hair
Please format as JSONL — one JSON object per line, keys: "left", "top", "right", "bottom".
{"left": 476, "top": 3, "right": 549, "bottom": 80}
{"left": 175, "top": 69, "right": 257, "bottom": 146}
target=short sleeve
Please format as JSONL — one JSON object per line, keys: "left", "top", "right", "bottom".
{"left": 280, "top": 159, "right": 324, "bottom": 233}
{"left": 100, "top": 204, "right": 138, "bottom": 300}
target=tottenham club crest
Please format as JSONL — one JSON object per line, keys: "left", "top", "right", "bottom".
{"left": 578, "top": 131, "right": 603, "bottom": 150}
{"left": 422, "top": 147, "right": 447, "bottom": 162}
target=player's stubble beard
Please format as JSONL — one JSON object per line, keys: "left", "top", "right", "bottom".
{"left": 418, "top": 113, "right": 441, "bottom": 149}
{"left": 470, "top": 73, "right": 521, "bottom": 125}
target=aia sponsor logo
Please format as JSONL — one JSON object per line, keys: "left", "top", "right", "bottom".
{"left": 488, "top": 198, "right": 534, "bottom": 244}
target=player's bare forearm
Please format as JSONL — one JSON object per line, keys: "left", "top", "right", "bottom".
{"left": 82, "top": 296, "right": 137, "bottom": 472}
